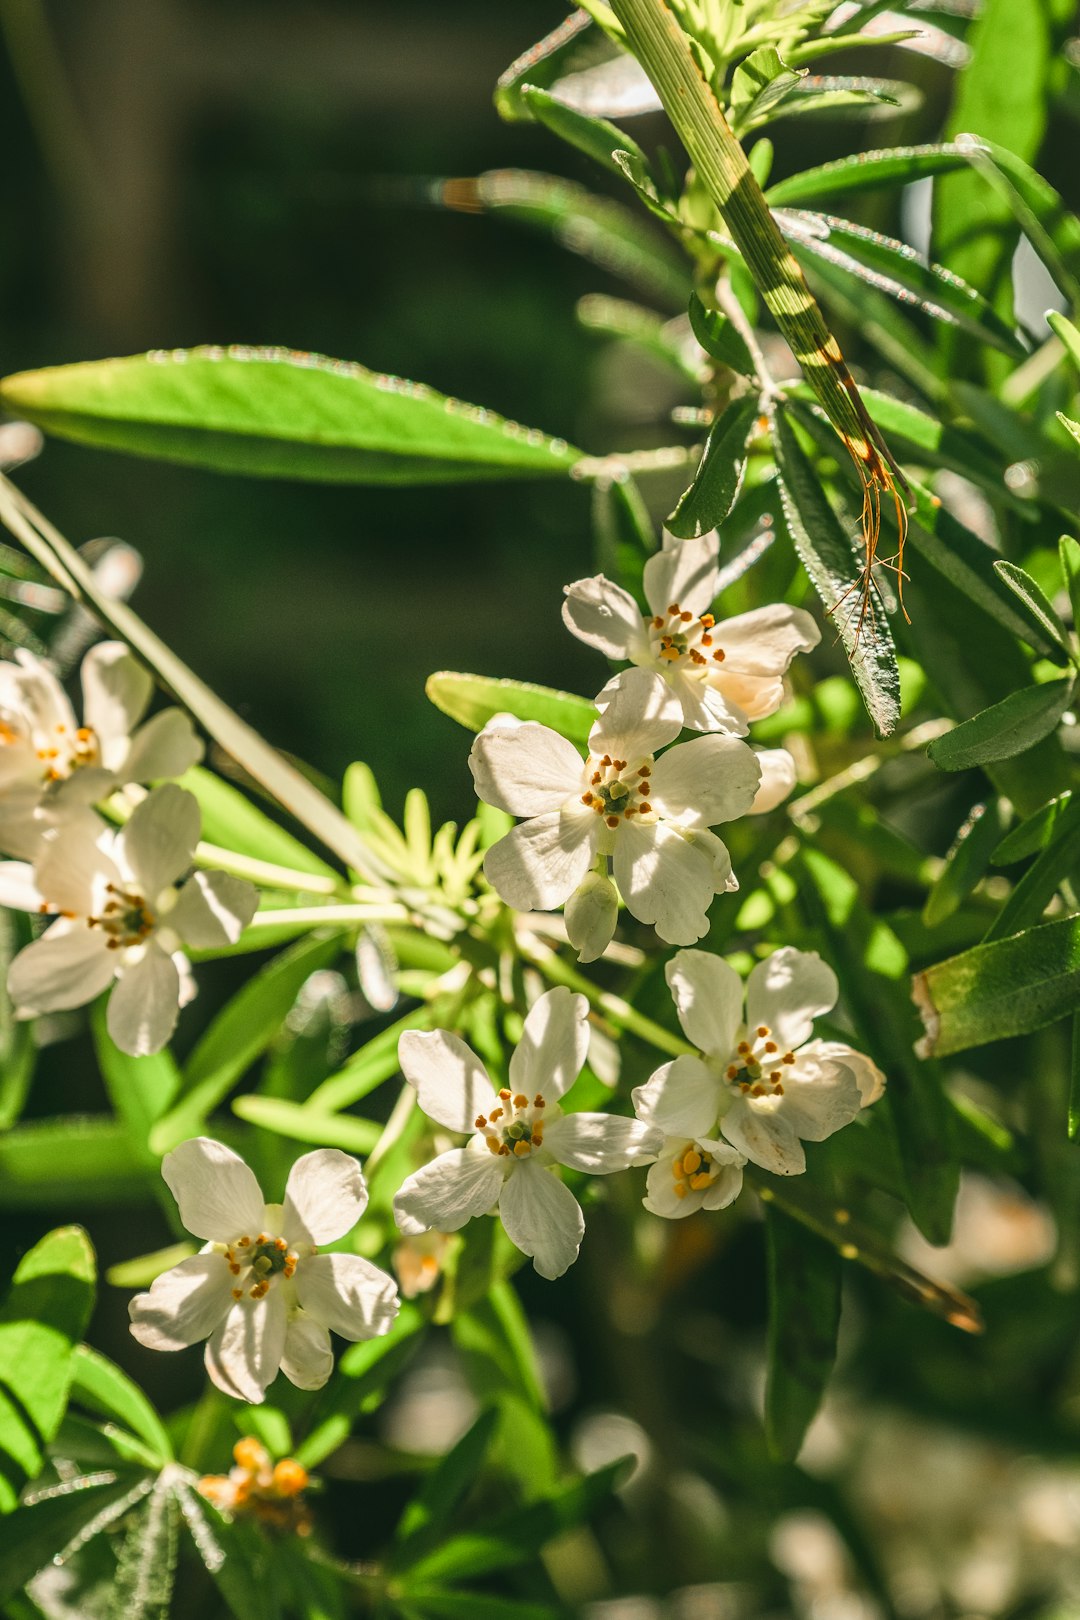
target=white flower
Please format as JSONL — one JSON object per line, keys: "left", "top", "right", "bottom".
{"left": 0, "top": 784, "right": 257, "bottom": 1055}
{"left": 0, "top": 642, "right": 202, "bottom": 858}
{"left": 643, "top": 1135, "right": 746, "bottom": 1219}
{"left": 393, "top": 986, "right": 662, "bottom": 1279}
{"left": 562, "top": 530, "right": 819, "bottom": 735}
{"left": 129, "top": 1138, "right": 399, "bottom": 1404}
{"left": 470, "top": 667, "right": 761, "bottom": 949}
{"left": 633, "top": 947, "right": 884, "bottom": 1179}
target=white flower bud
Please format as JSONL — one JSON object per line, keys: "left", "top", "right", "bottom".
{"left": 565, "top": 868, "right": 619, "bottom": 963}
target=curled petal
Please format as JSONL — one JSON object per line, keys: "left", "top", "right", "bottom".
{"left": 632, "top": 1053, "right": 720, "bottom": 1140}
{"left": 802, "top": 1038, "right": 885, "bottom": 1108}
{"left": 204, "top": 1290, "right": 287, "bottom": 1405}
{"left": 483, "top": 809, "right": 597, "bottom": 913}
{"left": 80, "top": 642, "right": 152, "bottom": 750}
{"left": 509, "top": 985, "right": 589, "bottom": 1102}
{"left": 745, "top": 947, "right": 838, "bottom": 1052}
{"left": 281, "top": 1313, "right": 334, "bottom": 1391}
{"left": 720, "top": 1100, "right": 806, "bottom": 1175}
{"left": 543, "top": 1111, "right": 662, "bottom": 1173}
{"left": 469, "top": 722, "right": 584, "bottom": 818}
{"left": 8, "top": 918, "right": 115, "bottom": 1017}
{"left": 564, "top": 868, "right": 618, "bottom": 963}
{"left": 282, "top": 1148, "right": 368, "bottom": 1246}
{"left": 647, "top": 734, "right": 761, "bottom": 827}
{"left": 498, "top": 1161, "right": 585, "bottom": 1280}
{"left": 562, "top": 575, "right": 647, "bottom": 661}
{"left": 665, "top": 949, "right": 743, "bottom": 1060}
{"left": 393, "top": 1147, "right": 504, "bottom": 1236}
{"left": 590, "top": 667, "right": 683, "bottom": 761}
{"left": 116, "top": 783, "right": 200, "bottom": 897}
{"left": 643, "top": 532, "right": 719, "bottom": 619}
{"left": 161, "top": 1137, "right": 267, "bottom": 1241}
{"left": 398, "top": 1028, "right": 497, "bottom": 1133}
{"left": 128, "top": 1253, "right": 234, "bottom": 1351}
{"left": 107, "top": 944, "right": 181, "bottom": 1056}
{"left": 167, "top": 869, "right": 258, "bottom": 949}
{"left": 295, "top": 1252, "right": 399, "bottom": 1342}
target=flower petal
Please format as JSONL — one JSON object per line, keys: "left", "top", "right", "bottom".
{"left": 204, "top": 1289, "right": 287, "bottom": 1405}
{"left": 122, "top": 708, "right": 204, "bottom": 782}
{"left": 12, "top": 650, "right": 75, "bottom": 737}
{"left": 713, "top": 603, "right": 820, "bottom": 675}
{"left": 280, "top": 1313, "right": 334, "bottom": 1390}
{"left": 398, "top": 1028, "right": 498, "bottom": 1133}
{"left": 745, "top": 947, "right": 838, "bottom": 1052}
{"left": 665, "top": 949, "right": 743, "bottom": 1059}
{"left": 666, "top": 669, "right": 748, "bottom": 736}
{"left": 543, "top": 1111, "right": 662, "bottom": 1173}
{"left": 498, "top": 1162, "right": 585, "bottom": 1280}
{"left": 116, "top": 783, "right": 200, "bottom": 897}
{"left": 483, "top": 809, "right": 596, "bottom": 912}
{"left": 107, "top": 944, "right": 181, "bottom": 1056}
{"left": 508, "top": 985, "right": 589, "bottom": 1102}
{"left": 632, "top": 1053, "right": 721, "bottom": 1139}
{"left": 8, "top": 918, "right": 115, "bottom": 1016}
{"left": 80, "top": 642, "right": 152, "bottom": 748}
{"left": 774, "top": 1055, "right": 864, "bottom": 1143}
{"left": 647, "top": 734, "right": 761, "bottom": 827}
{"left": 801, "top": 1038, "right": 885, "bottom": 1107}
{"left": 161, "top": 1136, "right": 267, "bottom": 1241}
{"left": 469, "top": 722, "right": 584, "bottom": 818}
{"left": 720, "top": 1100, "right": 806, "bottom": 1175}
{"left": 393, "top": 1147, "right": 505, "bottom": 1235}
{"left": 749, "top": 748, "right": 796, "bottom": 814}
{"left": 282, "top": 1148, "right": 368, "bottom": 1246}
{"left": 167, "top": 869, "right": 258, "bottom": 948}
{"left": 295, "top": 1253, "right": 399, "bottom": 1341}
{"left": 613, "top": 819, "right": 719, "bottom": 945}
{"left": 561, "top": 575, "right": 646, "bottom": 661}
{"left": 697, "top": 1138, "right": 747, "bottom": 1209}
{"left": 590, "top": 667, "right": 683, "bottom": 761}
{"left": 128, "top": 1253, "right": 234, "bottom": 1351}
{"left": 34, "top": 811, "right": 119, "bottom": 916}
{"left": 643, "top": 532, "right": 719, "bottom": 619}
{"left": 0, "top": 860, "right": 43, "bottom": 910}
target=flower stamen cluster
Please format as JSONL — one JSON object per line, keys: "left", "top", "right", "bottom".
{"left": 478, "top": 1087, "right": 548, "bottom": 1157}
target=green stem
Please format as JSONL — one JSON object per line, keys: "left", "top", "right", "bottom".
{"left": 519, "top": 937, "right": 692, "bottom": 1058}
{"left": 195, "top": 841, "right": 346, "bottom": 897}
{"left": 247, "top": 904, "right": 411, "bottom": 930}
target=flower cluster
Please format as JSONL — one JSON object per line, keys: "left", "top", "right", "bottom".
{"left": 0, "top": 643, "right": 256, "bottom": 1054}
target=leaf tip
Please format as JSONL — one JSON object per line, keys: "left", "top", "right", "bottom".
{"left": 910, "top": 971, "right": 939, "bottom": 1059}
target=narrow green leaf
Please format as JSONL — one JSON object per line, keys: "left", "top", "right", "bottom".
{"left": 1048, "top": 309, "right": 1080, "bottom": 377}
{"left": 994, "top": 793, "right": 1073, "bottom": 866}
{"left": 765, "top": 143, "right": 972, "bottom": 207}
{"left": 494, "top": 10, "right": 600, "bottom": 122}
{"left": 0, "top": 350, "right": 583, "bottom": 485}
{"left": 795, "top": 846, "right": 959, "bottom": 1245}
{"left": 923, "top": 800, "right": 1010, "bottom": 929}
{"left": 764, "top": 1206, "right": 841, "bottom": 1464}
{"left": 666, "top": 395, "right": 758, "bottom": 540}
{"left": 1060, "top": 536, "right": 1080, "bottom": 634}
{"left": 730, "top": 45, "right": 805, "bottom": 134}
{"left": 956, "top": 135, "right": 1080, "bottom": 309}
{"left": 993, "top": 561, "right": 1071, "bottom": 655}
{"left": 451, "top": 1282, "right": 547, "bottom": 1416}
{"left": 772, "top": 409, "right": 900, "bottom": 738}
{"left": 179, "top": 766, "right": 337, "bottom": 879}
{"left": 0, "top": 1117, "right": 147, "bottom": 1205}
{"left": 1069, "top": 1013, "right": 1080, "bottom": 1142}
{"left": 394, "top": 1406, "right": 500, "bottom": 1553}
{"left": 983, "top": 794, "right": 1080, "bottom": 943}
{"left": 687, "top": 292, "right": 755, "bottom": 375}
{"left": 425, "top": 672, "right": 596, "bottom": 748}
{"left": 521, "top": 85, "right": 651, "bottom": 179}
{"left": 926, "top": 679, "right": 1074, "bottom": 771}
{"left": 296, "top": 1304, "right": 426, "bottom": 1469}
{"left": 230, "top": 1095, "right": 380, "bottom": 1155}
{"left": 69, "top": 1345, "right": 173, "bottom": 1463}
{"left": 151, "top": 932, "right": 346, "bottom": 1153}
{"left": 0, "top": 1226, "right": 96, "bottom": 1512}
{"left": 0, "top": 1473, "right": 150, "bottom": 1602}
{"left": 913, "top": 917, "right": 1080, "bottom": 1058}
{"left": 307, "top": 1006, "right": 434, "bottom": 1113}
{"left": 400, "top": 1593, "right": 561, "bottom": 1620}
{"left": 91, "top": 1006, "right": 181, "bottom": 1164}
{"left": 754, "top": 75, "right": 917, "bottom": 125}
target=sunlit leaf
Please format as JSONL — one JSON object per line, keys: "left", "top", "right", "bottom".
{"left": 913, "top": 916, "right": 1080, "bottom": 1057}
{"left": 926, "top": 678, "right": 1074, "bottom": 771}
{"left": 425, "top": 672, "right": 596, "bottom": 748}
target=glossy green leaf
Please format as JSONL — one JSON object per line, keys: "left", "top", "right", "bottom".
{"left": 230, "top": 1095, "right": 380, "bottom": 1154}
{"left": 772, "top": 409, "right": 900, "bottom": 738}
{"left": 983, "top": 793, "right": 1080, "bottom": 943}
{"left": 764, "top": 1205, "right": 841, "bottom": 1464}
{"left": 730, "top": 45, "right": 805, "bottom": 134}
{"left": 0, "top": 350, "right": 583, "bottom": 485}
{"left": 993, "top": 561, "right": 1071, "bottom": 656}
{"left": 0, "top": 1226, "right": 96, "bottom": 1512}
{"left": 69, "top": 1345, "right": 172, "bottom": 1464}
{"left": 151, "top": 932, "right": 347, "bottom": 1153}
{"left": 955, "top": 135, "right": 1080, "bottom": 309}
{"left": 764, "top": 143, "right": 972, "bottom": 207}
{"left": 756, "top": 74, "right": 917, "bottom": 124}
{"left": 494, "top": 10, "right": 602, "bottom": 122}
{"left": 994, "top": 792, "right": 1074, "bottom": 866}
{"left": 687, "top": 291, "right": 755, "bottom": 375}
{"left": 521, "top": 85, "right": 651, "bottom": 179}
{"left": 913, "top": 916, "right": 1080, "bottom": 1057}
{"left": 666, "top": 395, "right": 759, "bottom": 539}
{"left": 425, "top": 672, "right": 596, "bottom": 748}
{"left": 795, "top": 846, "right": 958, "bottom": 1245}
{"left": 591, "top": 465, "right": 657, "bottom": 599}
{"left": 926, "top": 678, "right": 1074, "bottom": 771}
{"left": 923, "top": 799, "right": 1010, "bottom": 928}
{"left": 0, "top": 1117, "right": 147, "bottom": 1206}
